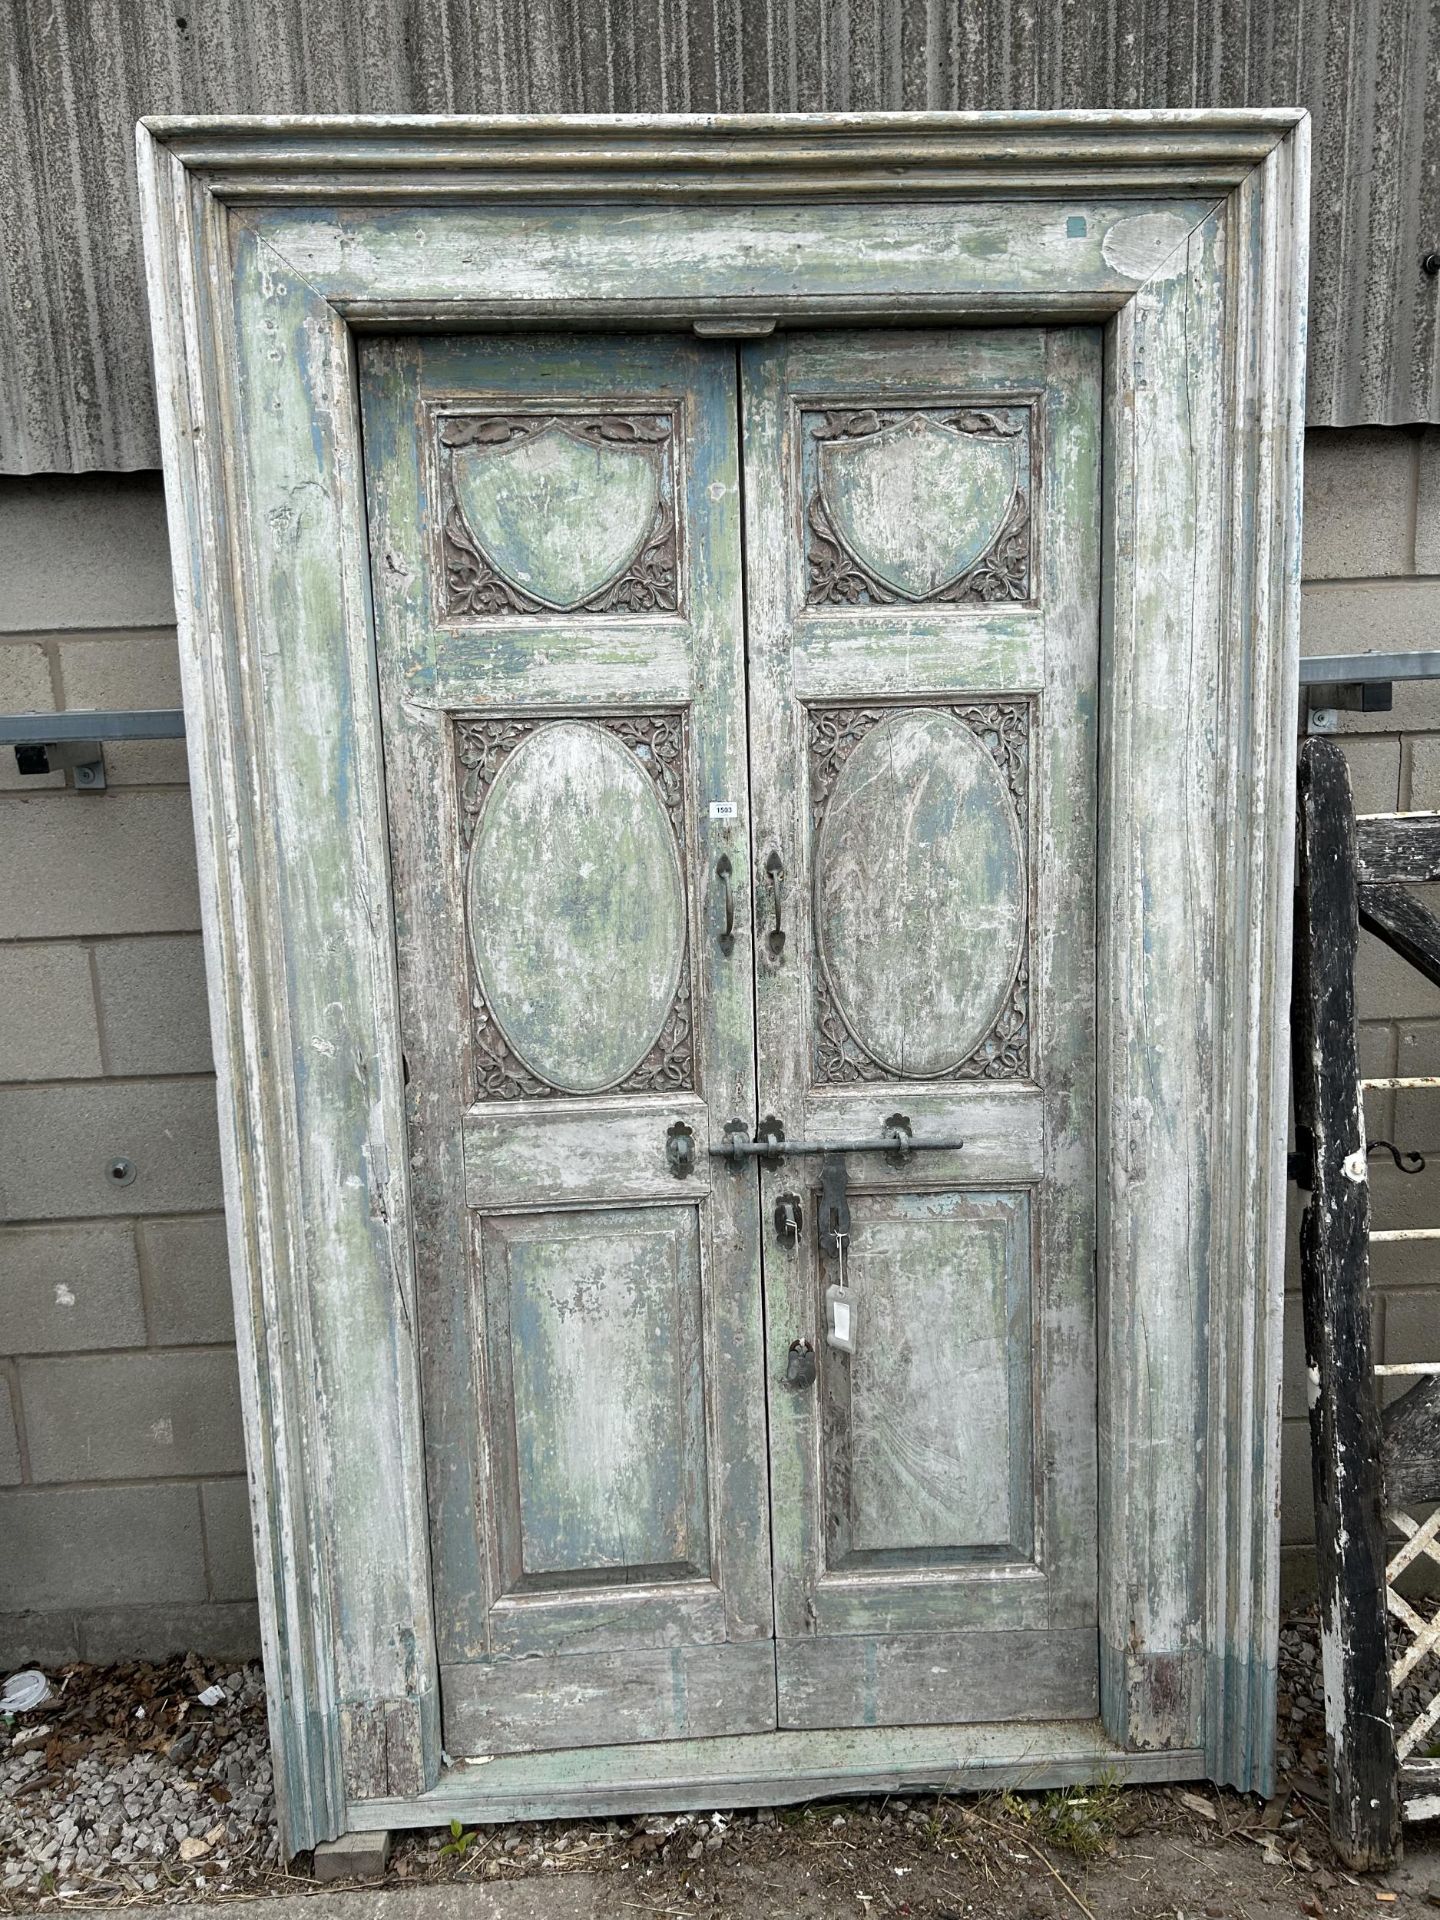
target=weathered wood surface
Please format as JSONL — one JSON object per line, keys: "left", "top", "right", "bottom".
{"left": 742, "top": 326, "right": 1102, "bottom": 1725}
{"left": 253, "top": 198, "right": 1226, "bottom": 316}
{"left": 478, "top": 1207, "right": 710, "bottom": 1589}
{"left": 157, "top": 112, "right": 1302, "bottom": 192}
{"left": 138, "top": 114, "right": 1309, "bottom": 1842}
{"left": 1383, "top": 1376, "right": 1440, "bottom": 1507}
{"left": 800, "top": 1108, "right": 1038, "bottom": 1204}
{"left": 1099, "top": 200, "right": 1229, "bottom": 1764}
{"left": 441, "top": 1643, "right": 780, "bottom": 1755}
{"left": 812, "top": 710, "right": 1026, "bottom": 1076}
{"left": 1357, "top": 812, "right": 1440, "bottom": 885}
{"left": 821, "top": 1190, "right": 1033, "bottom": 1569}
{"left": 351, "top": 1720, "right": 1204, "bottom": 1830}
{"left": 462, "top": 1096, "right": 709, "bottom": 1208}
{"left": 360, "top": 332, "right": 775, "bottom": 1754}
{"left": 1200, "top": 128, "right": 1308, "bottom": 1796}
{"left": 779, "top": 1628, "right": 1098, "bottom": 1729}
{"left": 1402, "top": 1755, "right": 1440, "bottom": 1823}
{"left": 1097, "top": 211, "right": 1213, "bottom": 1753}
{"left": 1292, "top": 737, "right": 1399, "bottom": 1871}
{"left": 465, "top": 723, "right": 688, "bottom": 1090}
{"left": 228, "top": 227, "right": 443, "bottom": 1811}
{"left": 1358, "top": 883, "right": 1440, "bottom": 991}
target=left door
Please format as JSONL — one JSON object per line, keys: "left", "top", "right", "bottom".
{"left": 359, "top": 335, "right": 774, "bottom": 1756}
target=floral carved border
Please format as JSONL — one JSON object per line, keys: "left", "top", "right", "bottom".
{"left": 802, "top": 405, "right": 1033, "bottom": 609}
{"left": 807, "top": 698, "right": 1032, "bottom": 1084}
{"left": 454, "top": 711, "right": 695, "bottom": 1101}
{"left": 437, "top": 410, "right": 681, "bottom": 619}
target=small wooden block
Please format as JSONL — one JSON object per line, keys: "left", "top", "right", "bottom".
{"left": 311, "top": 1829, "right": 392, "bottom": 1882}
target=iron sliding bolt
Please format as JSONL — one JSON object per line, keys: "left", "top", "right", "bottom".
{"left": 708, "top": 1113, "right": 965, "bottom": 1171}
{"left": 663, "top": 1113, "right": 966, "bottom": 1178}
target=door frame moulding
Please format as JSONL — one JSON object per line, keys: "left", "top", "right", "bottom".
{"left": 137, "top": 110, "right": 1309, "bottom": 1854}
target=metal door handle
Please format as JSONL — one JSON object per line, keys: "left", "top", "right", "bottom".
{"left": 715, "top": 854, "right": 735, "bottom": 955}
{"left": 765, "top": 850, "right": 785, "bottom": 956}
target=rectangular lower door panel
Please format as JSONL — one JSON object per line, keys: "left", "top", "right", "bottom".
{"left": 442, "top": 1642, "right": 780, "bottom": 1754}
{"left": 480, "top": 1206, "right": 710, "bottom": 1591}
{"left": 778, "top": 1628, "right": 1099, "bottom": 1728}
{"left": 822, "top": 1188, "right": 1033, "bottom": 1569}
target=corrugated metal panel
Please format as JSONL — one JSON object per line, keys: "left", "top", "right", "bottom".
{"left": 2, "top": 0, "right": 1437, "bottom": 471}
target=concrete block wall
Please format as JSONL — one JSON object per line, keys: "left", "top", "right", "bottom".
{"left": 0, "top": 432, "right": 1435, "bottom": 1661}
{"left": 0, "top": 475, "right": 257, "bottom": 1667}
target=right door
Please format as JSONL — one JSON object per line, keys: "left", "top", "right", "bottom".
{"left": 743, "top": 329, "right": 1102, "bottom": 1728}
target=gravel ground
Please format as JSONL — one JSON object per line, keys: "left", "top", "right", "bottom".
{"left": 1, "top": 1654, "right": 278, "bottom": 1903}
{"left": 1, "top": 1609, "right": 1437, "bottom": 1912}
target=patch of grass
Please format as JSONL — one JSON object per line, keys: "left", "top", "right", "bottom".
{"left": 1006, "top": 1775, "right": 1128, "bottom": 1861}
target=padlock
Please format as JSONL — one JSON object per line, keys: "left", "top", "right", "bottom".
{"left": 774, "top": 1193, "right": 803, "bottom": 1243}
{"left": 784, "top": 1339, "right": 817, "bottom": 1389}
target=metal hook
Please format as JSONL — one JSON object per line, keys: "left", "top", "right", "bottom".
{"left": 1368, "top": 1140, "right": 1426, "bottom": 1175}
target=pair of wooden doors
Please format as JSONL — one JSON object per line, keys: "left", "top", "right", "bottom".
{"left": 360, "top": 326, "right": 1100, "bottom": 1760}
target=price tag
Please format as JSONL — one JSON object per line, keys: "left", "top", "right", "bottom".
{"left": 825, "top": 1282, "right": 855, "bottom": 1354}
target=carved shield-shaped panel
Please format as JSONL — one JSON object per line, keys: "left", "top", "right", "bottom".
{"left": 437, "top": 410, "right": 681, "bottom": 617}
{"left": 819, "top": 414, "right": 1018, "bottom": 599}
{"left": 802, "top": 403, "right": 1033, "bottom": 608}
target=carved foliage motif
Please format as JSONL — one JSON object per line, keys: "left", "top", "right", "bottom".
{"left": 802, "top": 405, "right": 1033, "bottom": 609}
{"left": 455, "top": 712, "right": 694, "bottom": 1101}
{"left": 807, "top": 700, "right": 1032, "bottom": 1084}
{"left": 438, "top": 410, "right": 681, "bottom": 618}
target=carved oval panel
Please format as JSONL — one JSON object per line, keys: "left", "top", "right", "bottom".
{"left": 814, "top": 710, "right": 1025, "bottom": 1078}
{"left": 467, "top": 721, "right": 686, "bottom": 1094}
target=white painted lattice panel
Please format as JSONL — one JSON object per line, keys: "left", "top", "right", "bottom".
{"left": 1386, "top": 1507, "right": 1440, "bottom": 1765}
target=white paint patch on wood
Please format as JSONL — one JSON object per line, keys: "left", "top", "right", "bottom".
{"left": 1100, "top": 211, "right": 1196, "bottom": 282}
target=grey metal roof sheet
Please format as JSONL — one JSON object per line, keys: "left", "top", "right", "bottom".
{"left": 2, "top": 0, "right": 1436, "bottom": 472}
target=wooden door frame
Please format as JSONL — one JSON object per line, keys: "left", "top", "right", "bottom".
{"left": 138, "top": 110, "right": 1309, "bottom": 1853}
